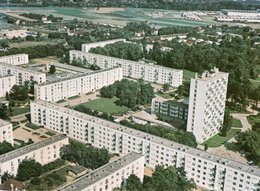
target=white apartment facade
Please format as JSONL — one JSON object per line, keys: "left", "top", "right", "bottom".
{"left": 82, "top": 39, "right": 126, "bottom": 53}
{"left": 31, "top": 100, "right": 260, "bottom": 191}
{"left": 187, "top": 68, "right": 229, "bottom": 144}
{"left": 0, "top": 134, "right": 68, "bottom": 179}
{"left": 0, "top": 75, "right": 15, "bottom": 97}
{"left": 35, "top": 67, "right": 123, "bottom": 102}
{"left": 0, "top": 119, "right": 13, "bottom": 146}
{"left": 0, "top": 63, "right": 46, "bottom": 85}
{"left": 69, "top": 51, "right": 183, "bottom": 87}
{"left": 0, "top": 54, "right": 29, "bottom": 65}
{"left": 60, "top": 152, "right": 144, "bottom": 191}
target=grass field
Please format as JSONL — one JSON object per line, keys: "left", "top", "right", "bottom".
{"left": 79, "top": 97, "right": 129, "bottom": 114}
{"left": 183, "top": 69, "right": 196, "bottom": 82}
{"left": 11, "top": 107, "right": 30, "bottom": 116}
{"left": 9, "top": 40, "right": 64, "bottom": 48}
{"left": 232, "top": 118, "right": 243, "bottom": 128}
{"left": 202, "top": 129, "right": 241, "bottom": 147}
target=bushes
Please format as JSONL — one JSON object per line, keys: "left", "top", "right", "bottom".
{"left": 16, "top": 160, "right": 43, "bottom": 181}
{"left": 120, "top": 120, "right": 197, "bottom": 148}
{"left": 42, "top": 159, "right": 65, "bottom": 172}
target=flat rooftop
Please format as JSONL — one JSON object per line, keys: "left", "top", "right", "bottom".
{"left": 36, "top": 66, "right": 121, "bottom": 86}
{"left": 60, "top": 152, "right": 143, "bottom": 191}
{"left": 0, "top": 74, "right": 14, "bottom": 79}
{"left": 0, "top": 119, "right": 11, "bottom": 127}
{"left": 71, "top": 50, "right": 182, "bottom": 73}
{"left": 0, "top": 62, "right": 45, "bottom": 75}
{"left": 82, "top": 39, "right": 125, "bottom": 46}
{"left": 32, "top": 100, "right": 260, "bottom": 177}
{"left": 0, "top": 134, "right": 67, "bottom": 163}
{"left": 0, "top": 54, "right": 28, "bottom": 58}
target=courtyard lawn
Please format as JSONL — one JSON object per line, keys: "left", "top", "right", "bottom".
{"left": 79, "top": 97, "right": 129, "bottom": 114}
{"left": 183, "top": 69, "right": 196, "bottom": 82}
{"left": 202, "top": 129, "right": 241, "bottom": 148}
{"left": 10, "top": 107, "right": 30, "bottom": 116}
{"left": 232, "top": 118, "right": 243, "bottom": 128}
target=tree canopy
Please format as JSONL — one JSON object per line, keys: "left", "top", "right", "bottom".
{"left": 16, "top": 159, "right": 43, "bottom": 181}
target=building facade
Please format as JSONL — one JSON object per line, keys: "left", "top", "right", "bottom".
{"left": 35, "top": 67, "right": 123, "bottom": 102}
{"left": 0, "top": 75, "right": 15, "bottom": 98}
{"left": 187, "top": 68, "right": 229, "bottom": 144}
{"left": 82, "top": 39, "right": 126, "bottom": 53}
{"left": 69, "top": 50, "right": 183, "bottom": 87}
{"left": 151, "top": 97, "right": 189, "bottom": 121}
{"left": 60, "top": 152, "right": 144, "bottom": 191}
{"left": 0, "top": 119, "right": 13, "bottom": 145}
{"left": 0, "top": 63, "right": 46, "bottom": 85}
{"left": 0, "top": 134, "right": 68, "bottom": 178}
{"left": 31, "top": 100, "right": 260, "bottom": 191}
{"left": 0, "top": 54, "right": 29, "bottom": 66}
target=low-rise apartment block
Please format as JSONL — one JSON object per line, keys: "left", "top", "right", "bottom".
{"left": 60, "top": 152, "right": 144, "bottom": 191}
{"left": 151, "top": 97, "right": 189, "bottom": 121}
{"left": 0, "top": 119, "right": 13, "bottom": 145}
{"left": 0, "top": 134, "right": 68, "bottom": 178}
{"left": 0, "top": 54, "right": 29, "bottom": 65}
{"left": 0, "top": 75, "right": 15, "bottom": 97}
{"left": 0, "top": 62, "right": 46, "bottom": 85}
{"left": 35, "top": 67, "right": 123, "bottom": 102}
{"left": 82, "top": 39, "right": 126, "bottom": 53}
{"left": 69, "top": 50, "right": 183, "bottom": 87}
{"left": 187, "top": 68, "right": 229, "bottom": 143}
{"left": 31, "top": 100, "right": 260, "bottom": 191}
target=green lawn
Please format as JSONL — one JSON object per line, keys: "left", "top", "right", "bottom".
{"left": 9, "top": 40, "right": 64, "bottom": 48}
{"left": 10, "top": 107, "right": 30, "bottom": 116}
{"left": 25, "top": 122, "right": 40, "bottom": 130}
{"left": 232, "top": 118, "right": 243, "bottom": 128}
{"left": 79, "top": 97, "right": 129, "bottom": 114}
{"left": 202, "top": 129, "right": 241, "bottom": 147}
{"left": 68, "top": 95, "right": 80, "bottom": 100}
{"left": 183, "top": 69, "right": 196, "bottom": 82}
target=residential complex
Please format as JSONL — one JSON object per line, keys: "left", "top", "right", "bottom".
{"left": 187, "top": 68, "right": 229, "bottom": 144}
{"left": 69, "top": 50, "right": 183, "bottom": 87}
{"left": 0, "top": 134, "right": 68, "bottom": 178}
{"left": 0, "top": 75, "right": 15, "bottom": 97}
{"left": 217, "top": 9, "right": 260, "bottom": 23}
{"left": 31, "top": 100, "right": 260, "bottom": 191}
{"left": 0, "top": 119, "right": 13, "bottom": 145}
{"left": 35, "top": 67, "right": 123, "bottom": 102}
{"left": 0, "top": 62, "right": 46, "bottom": 85}
{"left": 151, "top": 97, "right": 189, "bottom": 121}
{"left": 0, "top": 54, "right": 29, "bottom": 66}
{"left": 82, "top": 39, "right": 126, "bottom": 53}
{"left": 60, "top": 152, "right": 144, "bottom": 191}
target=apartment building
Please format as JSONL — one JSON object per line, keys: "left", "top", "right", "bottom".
{"left": 60, "top": 152, "right": 144, "bottom": 191}
{"left": 0, "top": 119, "right": 13, "bottom": 145}
{"left": 0, "top": 134, "right": 68, "bottom": 178}
{"left": 0, "top": 62, "right": 46, "bottom": 85}
{"left": 0, "top": 75, "right": 15, "bottom": 97}
{"left": 82, "top": 39, "right": 126, "bottom": 53}
{"left": 31, "top": 100, "right": 260, "bottom": 191}
{"left": 187, "top": 68, "right": 229, "bottom": 144}
{"left": 69, "top": 50, "right": 183, "bottom": 87}
{"left": 151, "top": 97, "right": 189, "bottom": 121}
{"left": 0, "top": 54, "right": 29, "bottom": 65}
{"left": 35, "top": 67, "right": 123, "bottom": 102}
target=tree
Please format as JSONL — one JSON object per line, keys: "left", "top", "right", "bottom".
{"left": 49, "top": 65, "right": 56, "bottom": 74}
{"left": 16, "top": 159, "right": 43, "bottom": 181}
{"left": 220, "top": 109, "right": 232, "bottom": 137}
{"left": 235, "top": 130, "right": 260, "bottom": 163}
{"left": 1, "top": 172, "right": 14, "bottom": 183}
{"left": 5, "top": 92, "right": 9, "bottom": 101}
{"left": 146, "top": 166, "right": 196, "bottom": 191}
{"left": 61, "top": 140, "right": 110, "bottom": 169}
{"left": 0, "top": 141, "right": 14, "bottom": 155}
{"left": 162, "top": 83, "right": 170, "bottom": 92}
{"left": 204, "top": 143, "right": 208, "bottom": 151}
{"left": 125, "top": 174, "right": 143, "bottom": 191}
{"left": 9, "top": 85, "right": 29, "bottom": 101}
{"left": 0, "top": 103, "right": 9, "bottom": 120}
